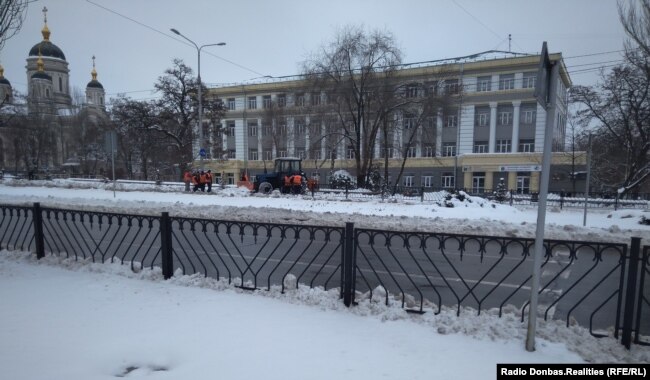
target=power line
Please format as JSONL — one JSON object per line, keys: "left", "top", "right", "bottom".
{"left": 84, "top": 0, "right": 266, "bottom": 77}
{"left": 448, "top": 0, "right": 502, "bottom": 42}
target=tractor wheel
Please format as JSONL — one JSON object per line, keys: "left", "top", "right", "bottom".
{"left": 258, "top": 182, "right": 273, "bottom": 194}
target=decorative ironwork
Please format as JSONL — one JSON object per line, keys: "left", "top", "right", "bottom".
{"left": 0, "top": 205, "right": 35, "bottom": 252}
{"left": 168, "top": 216, "right": 344, "bottom": 292}
{"left": 353, "top": 228, "right": 629, "bottom": 338}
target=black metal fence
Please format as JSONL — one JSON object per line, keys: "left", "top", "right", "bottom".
{"left": 0, "top": 202, "right": 648, "bottom": 348}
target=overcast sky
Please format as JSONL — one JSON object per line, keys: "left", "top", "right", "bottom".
{"left": 0, "top": 0, "right": 629, "bottom": 102}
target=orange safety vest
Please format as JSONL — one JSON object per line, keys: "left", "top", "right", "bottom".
{"left": 205, "top": 172, "right": 213, "bottom": 183}
{"left": 200, "top": 173, "right": 208, "bottom": 184}
{"left": 183, "top": 172, "right": 192, "bottom": 182}
{"left": 284, "top": 175, "right": 292, "bottom": 186}
{"left": 292, "top": 175, "right": 302, "bottom": 185}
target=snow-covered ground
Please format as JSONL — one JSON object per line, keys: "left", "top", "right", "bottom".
{"left": 1, "top": 179, "right": 649, "bottom": 379}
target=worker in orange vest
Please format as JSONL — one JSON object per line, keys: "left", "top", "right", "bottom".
{"left": 292, "top": 173, "right": 302, "bottom": 195}
{"left": 284, "top": 175, "right": 292, "bottom": 194}
{"left": 183, "top": 170, "right": 192, "bottom": 192}
{"left": 192, "top": 171, "right": 200, "bottom": 192}
{"left": 199, "top": 170, "right": 208, "bottom": 192}
{"left": 205, "top": 170, "right": 213, "bottom": 192}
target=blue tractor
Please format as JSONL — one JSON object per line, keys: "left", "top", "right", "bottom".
{"left": 254, "top": 157, "right": 306, "bottom": 194}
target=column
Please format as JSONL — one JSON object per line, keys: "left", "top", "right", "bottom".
{"left": 489, "top": 102, "right": 497, "bottom": 153}
{"left": 485, "top": 172, "right": 494, "bottom": 192}
{"left": 305, "top": 116, "right": 310, "bottom": 159}
{"left": 435, "top": 110, "right": 443, "bottom": 156}
{"left": 320, "top": 123, "right": 326, "bottom": 160}
{"left": 463, "top": 171, "right": 472, "bottom": 190}
{"left": 257, "top": 118, "right": 263, "bottom": 161}
{"left": 511, "top": 101, "right": 521, "bottom": 153}
{"left": 508, "top": 172, "right": 517, "bottom": 192}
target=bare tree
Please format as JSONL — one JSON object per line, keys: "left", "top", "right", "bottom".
{"left": 570, "top": 64, "right": 650, "bottom": 194}
{"left": 0, "top": 0, "right": 28, "bottom": 52}
{"left": 110, "top": 96, "right": 161, "bottom": 179}
{"left": 155, "top": 59, "right": 225, "bottom": 169}
{"left": 302, "top": 25, "right": 403, "bottom": 187}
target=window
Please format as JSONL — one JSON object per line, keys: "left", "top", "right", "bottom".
{"left": 442, "top": 172, "right": 455, "bottom": 188}
{"left": 522, "top": 110, "right": 536, "bottom": 124}
{"left": 404, "top": 175, "right": 414, "bottom": 187}
{"left": 404, "top": 116, "right": 416, "bottom": 129}
{"left": 296, "top": 149, "right": 306, "bottom": 159}
{"left": 277, "top": 94, "right": 286, "bottom": 107}
{"left": 477, "top": 76, "right": 491, "bottom": 92}
{"left": 499, "top": 74, "right": 515, "bottom": 90}
{"left": 347, "top": 147, "right": 355, "bottom": 159}
{"left": 472, "top": 173, "right": 485, "bottom": 193}
{"left": 406, "top": 84, "right": 418, "bottom": 98}
{"left": 519, "top": 139, "right": 534, "bottom": 152}
{"left": 295, "top": 120, "right": 306, "bottom": 135}
{"left": 227, "top": 122, "right": 235, "bottom": 137}
{"left": 473, "top": 141, "right": 488, "bottom": 153}
{"left": 444, "top": 79, "right": 460, "bottom": 95}
{"left": 249, "top": 149, "right": 258, "bottom": 160}
{"left": 445, "top": 115, "right": 458, "bottom": 128}
{"left": 329, "top": 149, "right": 337, "bottom": 160}
{"left": 422, "top": 176, "right": 433, "bottom": 188}
{"left": 424, "top": 146, "right": 434, "bottom": 157}
{"left": 406, "top": 147, "right": 416, "bottom": 157}
{"left": 262, "top": 124, "right": 271, "bottom": 137}
{"left": 295, "top": 93, "right": 305, "bottom": 106}
{"left": 263, "top": 150, "right": 273, "bottom": 160}
{"left": 522, "top": 73, "right": 537, "bottom": 89}
{"left": 248, "top": 123, "right": 257, "bottom": 137}
{"left": 381, "top": 147, "right": 394, "bottom": 158}
{"left": 312, "top": 150, "right": 321, "bottom": 160}
{"left": 248, "top": 96, "right": 257, "bottom": 109}
{"left": 477, "top": 113, "right": 489, "bottom": 127}
{"left": 59, "top": 77, "right": 62, "bottom": 92}
{"left": 498, "top": 111, "right": 512, "bottom": 126}
{"left": 442, "top": 143, "right": 456, "bottom": 157}
{"left": 278, "top": 122, "right": 287, "bottom": 135}
{"left": 228, "top": 98, "right": 236, "bottom": 110}
{"left": 279, "top": 150, "right": 287, "bottom": 158}
{"left": 263, "top": 95, "right": 272, "bottom": 109}
{"left": 228, "top": 150, "right": 236, "bottom": 159}
{"left": 516, "top": 174, "right": 530, "bottom": 194}
{"left": 311, "top": 93, "right": 321, "bottom": 106}
{"left": 496, "top": 139, "right": 511, "bottom": 153}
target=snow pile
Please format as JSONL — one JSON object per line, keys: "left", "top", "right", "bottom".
{"left": 1, "top": 249, "right": 648, "bottom": 365}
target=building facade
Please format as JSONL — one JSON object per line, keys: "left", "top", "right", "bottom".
{"left": 202, "top": 51, "right": 584, "bottom": 193}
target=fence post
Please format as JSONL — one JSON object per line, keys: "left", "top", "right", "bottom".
{"left": 622, "top": 237, "right": 641, "bottom": 349}
{"left": 160, "top": 212, "right": 173, "bottom": 280}
{"left": 509, "top": 190, "right": 514, "bottom": 206}
{"left": 32, "top": 202, "right": 45, "bottom": 260}
{"left": 560, "top": 192, "right": 564, "bottom": 210}
{"left": 343, "top": 222, "right": 355, "bottom": 307}
{"left": 420, "top": 187, "right": 424, "bottom": 203}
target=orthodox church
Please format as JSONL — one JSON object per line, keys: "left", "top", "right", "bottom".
{"left": 0, "top": 7, "right": 109, "bottom": 175}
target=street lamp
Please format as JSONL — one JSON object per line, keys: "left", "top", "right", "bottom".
{"left": 170, "top": 28, "right": 225, "bottom": 170}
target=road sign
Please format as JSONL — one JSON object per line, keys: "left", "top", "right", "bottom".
{"left": 199, "top": 148, "right": 206, "bottom": 157}
{"left": 498, "top": 165, "right": 541, "bottom": 172}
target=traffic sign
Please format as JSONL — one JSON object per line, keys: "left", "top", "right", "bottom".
{"left": 199, "top": 148, "right": 206, "bottom": 157}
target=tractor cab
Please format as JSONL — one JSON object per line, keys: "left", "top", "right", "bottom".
{"left": 254, "top": 157, "right": 305, "bottom": 194}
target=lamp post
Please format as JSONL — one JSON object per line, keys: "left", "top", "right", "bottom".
{"left": 170, "top": 28, "right": 225, "bottom": 170}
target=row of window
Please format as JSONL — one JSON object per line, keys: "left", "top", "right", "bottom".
{"left": 225, "top": 72, "right": 538, "bottom": 111}
{"left": 476, "top": 73, "right": 536, "bottom": 92}
{"left": 243, "top": 138, "right": 534, "bottom": 161}
{"left": 226, "top": 108, "right": 536, "bottom": 133}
